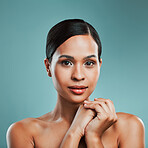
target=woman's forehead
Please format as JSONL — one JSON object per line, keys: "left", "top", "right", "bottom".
{"left": 56, "top": 35, "right": 98, "bottom": 56}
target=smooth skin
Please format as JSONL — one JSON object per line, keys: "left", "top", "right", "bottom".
{"left": 6, "top": 35, "right": 145, "bottom": 148}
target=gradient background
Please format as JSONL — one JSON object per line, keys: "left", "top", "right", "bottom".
{"left": 0, "top": 0, "right": 147, "bottom": 147}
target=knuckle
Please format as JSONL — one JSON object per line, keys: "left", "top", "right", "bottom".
{"left": 102, "top": 113, "right": 118, "bottom": 123}
{"left": 104, "top": 113, "right": 110, "bottom": 119}
{"left": 111, "top": 115, "right": 118, "bottom": 122}
{"left": 94, "top": 103, "right": 99, "bottom": 107}
{"left": 102, "top": 116, "right": 106, "bottom": 120}
{"left": 99, "top": 98, "right": 104, "bottom": 100}
{"left": 108, "top": 115, "right": 114, "bottom": 121}
{"left": 114, "top": 118, "right": 118, "bottom": 122}
{"left": 106, "top": 99, "right": 111, "bottom": 102}
{"left": 98, "top": 102, "right": 103, "bottom": 106}
{"left": 106, "top": 99, "right": 113, "bottom": 104}
{"left": 107, "top": 114, "right": 115, "bottom": 121}
{"left": 114, "top": 115, "right": 118, "bottom": 122}
{"left": 88, "top": 110, "right": 95, "bottom": 116}
{"left": 96, "top": 98, "right": 105, "bottom": 101}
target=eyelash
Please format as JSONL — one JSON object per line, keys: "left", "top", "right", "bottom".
{"left": 61, "top": 60, "right": 73, "bottom": 66}
{"left": 85, "top": 61, "right": 95, "bottom": 66}
{"left": 61, "top": 60, "right": 96, "bottom": 67}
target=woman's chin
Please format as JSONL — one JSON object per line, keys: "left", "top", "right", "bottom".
{"left": 66, "top": 95, "right": 90, "bottom": 104}
{"left": 57, "top": 90, "right": 92, "bottom": 104}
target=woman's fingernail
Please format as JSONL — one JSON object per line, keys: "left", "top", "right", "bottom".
{"left": 84, "top": 104, "right": 87, "bottom": 107}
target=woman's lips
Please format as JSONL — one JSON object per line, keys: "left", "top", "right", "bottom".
{"left": 68, "top": 86, "right": 88, "bottom": 95}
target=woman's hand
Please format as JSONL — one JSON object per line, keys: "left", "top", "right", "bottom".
{"left": 69, "top": 104, "right": 96, "bottom": 137}
{"left": 83, "top": 98, "right": 118, "bottom": 138}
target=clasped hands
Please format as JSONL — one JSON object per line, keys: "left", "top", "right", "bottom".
{"left": 70, "top": 98, "right": 118, "bottom": 139}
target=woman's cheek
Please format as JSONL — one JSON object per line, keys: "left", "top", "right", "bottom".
{"left": 89, "top": 68, "right": 100, "bottom": 87}
{"left": 54, "top": 66, "right": 70, "bottom": 85}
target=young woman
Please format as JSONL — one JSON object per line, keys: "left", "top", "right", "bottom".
{"left": 7, "top": 19, "right": 145, "bottom": 148}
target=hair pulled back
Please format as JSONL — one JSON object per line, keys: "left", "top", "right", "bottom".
{"left": 46, "top": 19, "right": 102, "bottom": 62}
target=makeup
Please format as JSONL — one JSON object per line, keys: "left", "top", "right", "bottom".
{"left": 68, "top": 86, "right": 88, "bottom": 95}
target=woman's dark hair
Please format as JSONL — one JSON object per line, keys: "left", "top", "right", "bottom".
{"left": 46, "top": 19, "right": 102, "bottom": 63}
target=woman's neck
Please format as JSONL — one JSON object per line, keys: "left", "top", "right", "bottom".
{"left": 51, "top": 94, "right": 90, "bottom": 124}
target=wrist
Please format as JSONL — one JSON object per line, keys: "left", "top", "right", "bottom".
{"left": 85, "top": 130, "right": 101, "bottom": 139}
{"left": 60, "top": 127, "right": 83, "bottom": 148}
{"left": 85, "top": 134, "right": 104, "bottom": 148}
{"left": 85, "top": 132, "right": 101, "bottom": 142}
{"left": 68, "top": 126, "right": 83, "bottom": 138}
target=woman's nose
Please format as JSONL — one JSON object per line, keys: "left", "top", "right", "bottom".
{"left": 71, "top": 64, "right": 85, "bottom": 81}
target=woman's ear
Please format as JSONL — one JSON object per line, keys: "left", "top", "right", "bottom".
{"left": 44, "top": 58, "right": 52, "bottom": 77}
{"left": 99, "top": 58, "right": 102, "bottom": 68}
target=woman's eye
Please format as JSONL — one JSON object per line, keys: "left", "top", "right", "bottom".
{"left": 61, "top": 60, "right": 72, "bottom": 66}
{"left": 84, "top": 61, "right": 95, "bottom": 66}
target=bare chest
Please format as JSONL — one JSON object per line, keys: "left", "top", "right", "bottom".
{"left": 34, "top": 124, "right": 119, "bottom": 148}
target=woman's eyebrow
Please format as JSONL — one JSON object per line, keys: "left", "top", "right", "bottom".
{"left": 58, "top": 54, "right": 96, "bottom": 60}
{"left": 84, "top": 55, "right": 96, "bottom": 59}
{"left": 58, "top": 55, "right": 74, "bottom": 59}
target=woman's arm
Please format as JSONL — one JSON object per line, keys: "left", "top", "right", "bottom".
{"left": 6, "top": 121, "right": 34, "bottom": 148}
{"left": 85, "top": 133, "right": 104, "bottom": 148}
{"left": 118, "top": 114, "right": 145, "bottom": 148}
{"left": 60, "top": 126, "right": 82, "bottom": 148}
{"left": 60, "top": 105, "right": 95, "bottom": 148}
{"left": 83, "top": 98, "right": 118, "bottom": 148}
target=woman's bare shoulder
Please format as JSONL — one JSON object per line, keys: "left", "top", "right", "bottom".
{"left": 6, "top": 118, "right": 40, "bottom": 147}
{"left": 116, "top": 112, "right": 144, "bottom": 126}
{"left": 7, "top": 118, "right": 40, "bottom": 137}
{"left": 115, "top": 112, "right": 145, "bottom": 146}
{"left": 6, "top": 115, "right": 55, "bottom": 148}
{"left": 7, "top": 112, "right": 53, "bottom": 139}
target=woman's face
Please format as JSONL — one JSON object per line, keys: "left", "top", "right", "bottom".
{"left": 45, "top": 35, "right": 102, "bottom": 104}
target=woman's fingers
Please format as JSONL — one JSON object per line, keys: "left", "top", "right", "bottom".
{"left": 84, "top": 101, "right": 105, "bottom": 113}
{"left": 84, "top": 98, "right": 117, "bottom": 121}
{"left": 84, "top": 98, "right": 118, "bottom": 137}
{"left": 84, "top": 102, "right": 106, "bottom": 120}
{"left": 94, "top": 98, "right": 116, "bottom": 114}
{"left": 84, "top": 100, "right": 110, "bottom": 113}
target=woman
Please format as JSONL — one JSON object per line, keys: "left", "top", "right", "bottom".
{"left": 7, "top": 19, "right": 145, "bottom": 148}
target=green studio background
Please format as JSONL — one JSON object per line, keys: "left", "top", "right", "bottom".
{"left": 0, "top": 0, "right": 147, "bottom": 147}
